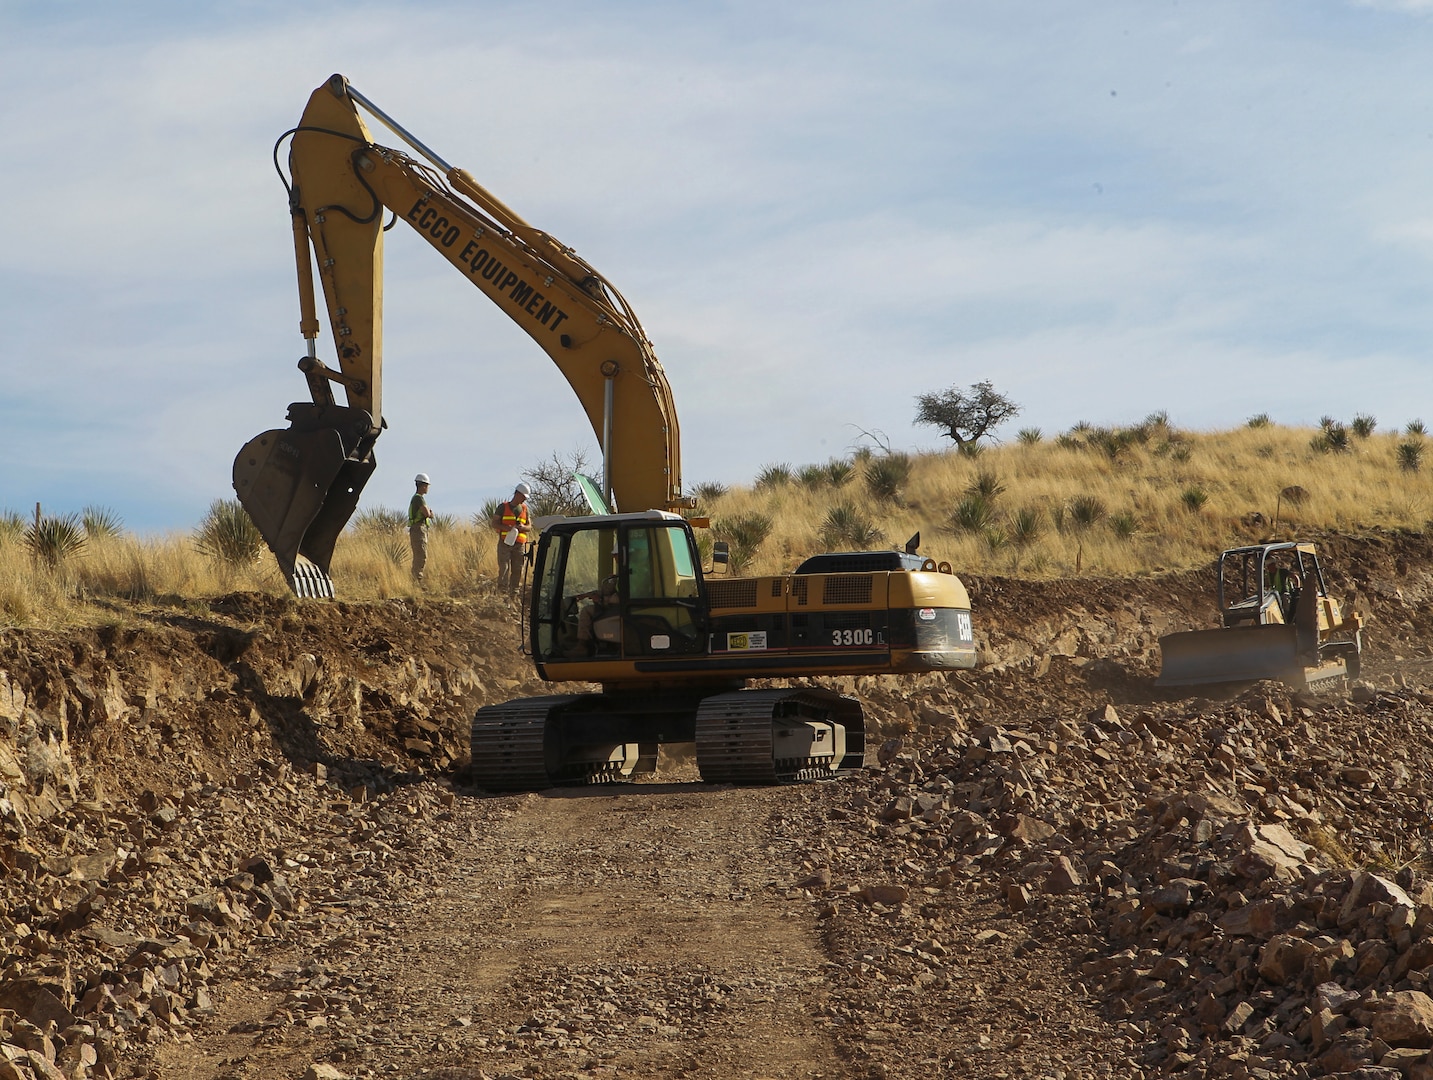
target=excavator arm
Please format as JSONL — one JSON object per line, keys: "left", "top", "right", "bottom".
{"left": 233, "top": 74, "right": 685, "bottom": 596}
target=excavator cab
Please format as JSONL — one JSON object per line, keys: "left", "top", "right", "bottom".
{"left": 532, "top": 512, "right": 708, "bottom": 668}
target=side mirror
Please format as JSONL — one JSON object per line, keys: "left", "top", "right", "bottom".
{"left": 709, "top": 540, "right": 730, "bottom": 575}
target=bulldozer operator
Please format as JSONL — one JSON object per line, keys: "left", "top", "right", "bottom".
{"left": 1270, "top": 565, "right": 1302, "bottom": 621}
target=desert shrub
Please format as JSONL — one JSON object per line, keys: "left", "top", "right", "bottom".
{"left": 26, "top": 514, "right": 86, "bottom": 569}
{"left": 1068, "top": 495, "right": 1107, "bottom": 530}
{"left": 691, "top": 481, "right": 729, "bottom": 504}
{"left": 965, "top": 470, "right": 1006, "bottom": 500}
{"left": 196, "top": 500, "right": 262, "bottom": 566}
{"left": 823, "top": 459, "right": 855, "bottom": 487}
{"left": 1016, "top": 427, "right": 1042, "bottom": 446}
{"left": 353, "top": 507, "right": 407, "bottom": 533}
{"left": 1350, "top": 414, "right": 1377, "bottom": 439}
{"left": 797, "top": 464, "right": 828, "bottom": 489}
{"left": 1180, "top": 486, "right": 1209, "bottom": 512}
{"left": 82, "top": 505, "right": 124, "bottom": 540}
{"left": 1067, "top": 495, "right": 1106, "bottom": 574}
{"left": 1007, "top": 506, "right": 1044, "bottom": 549}
{"left": 863, "top": 453, "right": 912, "bottom": 501}
{"left": 714, "top": 513, "right": 773, "bottom": 573}
{"left": 1406, "top": 419, "right": 1426, "bottom": 437}
{"left": 755, "top": 463, "right": 793, "bottom": 491}
{"left": 1311, "top": 423, "right": 1349, "bottom": 454}
{"left": 522, "top": 450, "right": 595, "bottom": 516}
{"left": 476, "top": 499, "right": 503, "bottom": 528}
{"left": 983, "top": 528, "right": 1008, "bottom": 555}
{"left": 1398, "top": 441, "right": 1424, "bottom": 472}
{"left": 819, "top": 504, "right": 882, "bottom": 550}
{"left": 1109, "top": 511, "right": 1139, "bottom": 540}
{"left": 1247, "top": 413, "right": 1272, "bottom": 428}
{"left": 949, "top": 494, "right": 996, "bottom": 535}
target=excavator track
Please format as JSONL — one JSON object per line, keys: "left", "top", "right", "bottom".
{"left": 470, "top": 695, "right": 569, "bottom": 792}
{"left": 694, "top": 688, "right": 864, "bottom": 786}
{"left": 471, "top": 695, "right": 646, "bottom": 791}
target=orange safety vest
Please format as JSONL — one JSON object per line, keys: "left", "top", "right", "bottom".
{"left": 498, "top": 500, "right": 531, "bottom": 542}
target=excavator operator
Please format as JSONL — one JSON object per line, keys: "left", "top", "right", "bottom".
{"left": 576, "top": 575, "right": 621, "bottom": 655}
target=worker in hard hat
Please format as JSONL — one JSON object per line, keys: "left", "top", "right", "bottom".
{"left": 408, "top": 473, "right": 435, "bottom": 584}
{"left": 492, "top": 482, "right": 533, "bottom": 597}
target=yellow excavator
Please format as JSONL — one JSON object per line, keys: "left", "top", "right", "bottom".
{"left": 233, "top": 75, "right": 977, "bottom": 789}
{"left": 1156, "top": 542, "right": 1362, "bottom": 692}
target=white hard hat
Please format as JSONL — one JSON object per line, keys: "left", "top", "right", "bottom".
{"left": 415, "top": 473, "right": 430, "bottom": 485}
{"left": 514, "top": 482, "right": 532, "bottom": 496}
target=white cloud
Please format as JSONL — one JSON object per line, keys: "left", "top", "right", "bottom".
{"left": 2, "top": 1, "right": 1431, "bottom": 527}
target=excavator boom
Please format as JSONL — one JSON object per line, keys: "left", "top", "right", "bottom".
{"left": 234, "top": 74, "right": 684, "bottom": 595}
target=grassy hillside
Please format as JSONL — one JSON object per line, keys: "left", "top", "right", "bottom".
{"left": 698, "top": 416, "right": 1429, "bottom": 577}
{"left": 0, "top": 418, "right": 1426, "bottom": 627}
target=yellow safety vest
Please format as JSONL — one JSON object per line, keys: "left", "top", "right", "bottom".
{"left": 499, "top": 501, "right": 531, "bottom": 542}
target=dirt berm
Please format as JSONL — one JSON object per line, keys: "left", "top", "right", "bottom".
{"left": 3, "top": 528, "right": 1433, "bottom": 1080}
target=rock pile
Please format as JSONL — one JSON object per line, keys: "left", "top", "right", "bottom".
{"left": 791, "top": 680, "right": 1433, "bottom": 1078}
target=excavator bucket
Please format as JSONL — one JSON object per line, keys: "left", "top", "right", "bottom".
{"left": 1156, "top": 623, "right": 1346, "bottom": 692}
{"left": 232, "top": 402, "right": 377, "bottom": 598}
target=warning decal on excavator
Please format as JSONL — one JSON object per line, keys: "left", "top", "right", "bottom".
{"left": 727, "top": 631, "right": 767, "bottom": 651}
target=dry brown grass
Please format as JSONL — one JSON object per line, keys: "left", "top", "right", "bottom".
{"left": 0, "top": 421, "right": 1424, "bottom": 627}
{"left": 699, "top": 422, "right": 1429, "bottom": 578}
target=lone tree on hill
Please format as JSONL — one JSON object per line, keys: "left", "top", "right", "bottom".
{"left": 914, "top": 380, "right": 1022, "bottom": 448}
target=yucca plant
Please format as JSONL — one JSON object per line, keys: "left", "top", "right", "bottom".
{"left": 1350, "top": 414, "right": 1377, "bottom": 439}
{"left": 1067, "top": 495, "right": 1107, "bottom": 575}
{"left": 1016, "top": 427, "right": 1043, "bottom": 446}
{"left": 1406, "top": 419, "right": 1426, "bottom": 437}
{"left": 82, "top": 505, "right": 124, "bottom": 540}
{"left": 691, "top": 481, "right": 729, "bottom": 504}
{"left": 0, "top": 510, "right": 24, "bottom": 544}
{"left": 1312, "top": 421, "right": 1351, "bottom": 454}
{"left": 863, "top": 453, "right": 911, "bottom": 501}
{"left": 1109, "top": 511, "right": 1139, "bottom": 541}
{"left": 195, "top": 500, "right": 263, "bottom": 566}
{"left": 948, "top": 494, "right": 996, "bottom": 535}
{"left": 352, "top": 507, "right": 407, "bottom": 533}
{"left": 714, "top": 513, "right": 773, "bottom": 573}
{"left": 476, "top": 499, "right": 504, "bottom": 528}
{"left": 1007, "top": 505, "right": 1044, "bottom": 550}
{"left": 797, "top": 463, "right": 829, "bottom": 490}
{"left": 1247, "top": 413, "right": 1272, "bottom": 428}
{"left": 430, "top": 513, "right": 459, "bottom": 533}
{"left": 1180, "top": 486, "right": 1209, "bottom": 513}
{"left": 754, "top": 463, "right": 793, "bottom": 491}
{"left": 823, "top": 459, "right": 855, "bottom": 487}
{"left": 27, "top": 513, "right": 87, "bottom": 569}
{"left": 1398, "top": 440, "right": 1424, "bottom": 473}
{"left": 982, "top": 527, "right": 1008, "bottom": 556}
{"left": 965, "top": 470, "right": 1006, "bottom": 501}
{"left": 819, "top": 504, "right": 883, "bottom": 550}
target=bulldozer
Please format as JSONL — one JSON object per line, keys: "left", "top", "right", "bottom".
{"left": 1156, "top": 542, "right": 1362, "bottom": 691}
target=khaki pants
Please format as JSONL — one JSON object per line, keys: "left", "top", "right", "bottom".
{"left": 496, "top": 538, "right": 525, "bottom": 594}
{"left": 409, "top": 526, "right": 428, "bottom": 582}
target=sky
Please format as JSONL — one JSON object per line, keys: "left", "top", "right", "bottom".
{"left": 2, "top": 0, "right": 1431, "bottom": 532}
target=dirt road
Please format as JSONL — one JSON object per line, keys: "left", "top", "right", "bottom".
{"left": 154, "top": 779, "right": 851, "bottom": 1080}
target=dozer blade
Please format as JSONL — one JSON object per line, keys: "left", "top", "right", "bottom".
{"left": 232, "top": 402, "right": 377, "bottom": 597}
{"left": 1156, "top": 625, "right": 1342, "bottom": 691}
